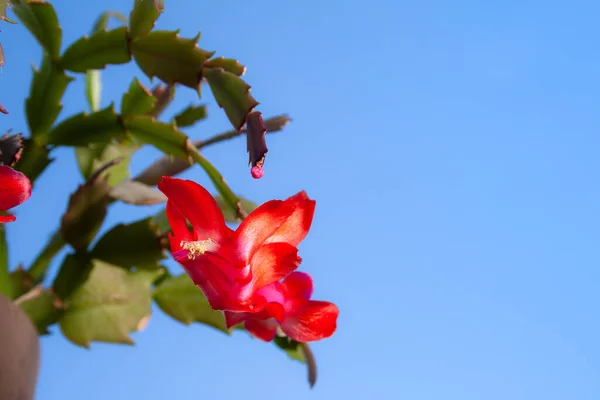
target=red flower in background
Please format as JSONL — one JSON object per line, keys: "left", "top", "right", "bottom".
{"left": 224, "top": 272, "right": 339, "bottom": 343}
{"left": 0, "top": 166, "right": 32, "bottom": 223}
{"left": 158, "top": 177, "right": 316, "bottom": 313}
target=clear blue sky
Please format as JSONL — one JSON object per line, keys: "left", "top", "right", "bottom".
{"left": 3, "top": 0, "right": 600, "bottom": 399}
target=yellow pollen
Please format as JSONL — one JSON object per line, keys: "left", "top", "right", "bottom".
{"left": 180, "top": 239, "right": 218, "bottom": 260}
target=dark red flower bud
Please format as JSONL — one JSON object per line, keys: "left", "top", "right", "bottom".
{"left": 0, "top": 132, "right": 23, "bottom": 166}
{"left": 246, "top": 111, "right": 268, "bottom": 179}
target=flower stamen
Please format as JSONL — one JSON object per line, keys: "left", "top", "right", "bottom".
{"left": 180, "top": 238, "right": 219, "bottom": 260}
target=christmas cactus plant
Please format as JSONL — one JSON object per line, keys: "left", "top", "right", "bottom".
{"left": 0, "top": 0, "right": 338, "bottom": 389}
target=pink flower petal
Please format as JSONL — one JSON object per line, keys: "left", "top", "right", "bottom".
{"left": 247, "top": 242, "right": 301, "bottom": 293}
{"left": 158, "top": 177, "right": 226, "bottom": 243}
{"left": 282, "top": 300, "right": 339, "bottom": 342}
{"left": 232, "top": 199, "right": 295, "bottom": 264}
{"left": 264, "top": 191, "right": 315, "bottom": 247}
{"left": 245, "top": 318, "right": 278, "bottom": 342}
{"left": 281, "top": 271, "right": 314, "bottom": 300}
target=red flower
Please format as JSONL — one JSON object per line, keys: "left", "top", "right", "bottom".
{"left": 0, "top": 166, "right": 32, "bottom": 223}
{"left": 224, "top": 272, "right": 339, "bottom": 342}
{"left": 157, "top": 177, "right": 316, "bottom": 313}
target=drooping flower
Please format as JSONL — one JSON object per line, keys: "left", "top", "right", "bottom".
{"left": 157, "top": 177, "right": 315, "bottom": 313}
{"left": 224, "top": 272, "right": 339, "bottom": 343}
{"left": 0, "top": 165, "right": 32, "bottom": 223}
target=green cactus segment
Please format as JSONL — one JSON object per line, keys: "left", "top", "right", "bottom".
{"left": 204, "top": 67, "right": 258, "bottom": 131}
{"left": 26, "top": 55, "right": 73, "bottom": 137}
{"left": 11, "top": 0, "right": 61, "bottom": 59}
{"left": 60, "top": 27, "right": 131, "bottom": 72}
{"left": 123, "top": 116, "right": 190, "bottom": 160}
{"left": 132, "top": 30, "right": 214, "bottom": 93}
{"left": 46, "top": 106, "right": 126, "bottom": 146}
{"left": 129, "top": 0, "right": 163, "bottom": 38}
{"left": 121, "top": 78, "right": 157, "bottom": 117}
{"left": 205, "top": 57, "right": 246, "bottom": 76}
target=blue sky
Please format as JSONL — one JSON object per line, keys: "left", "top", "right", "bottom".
{"left": 3, "top": 0, "right": 600, "bottom": 399}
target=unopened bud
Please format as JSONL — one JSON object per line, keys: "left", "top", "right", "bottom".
{"left": 0, "top": 132, "right": 23, "bottom": 166}
{"left": 246, "top": 111, "right": 267, "bottom": 179}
